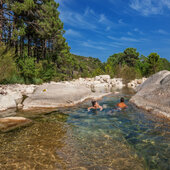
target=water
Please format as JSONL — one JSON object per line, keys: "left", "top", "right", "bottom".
{"left": 0, "top": 90, "right": 170, "bottom": 169}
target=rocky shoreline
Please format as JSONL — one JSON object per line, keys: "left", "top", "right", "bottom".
{"left": 0, "top": 75, "right": 127, "bottom": 132}
{"left": 1, "top": 71, "right": 170, "bottom": 132}
{"left": 0, "top": 75, "right": 126, "bottom": 113}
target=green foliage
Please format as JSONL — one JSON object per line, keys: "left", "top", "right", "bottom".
{"left": 0, "top": 45, "right": 16, "bottom": 83}
{"left": 105, "top": 64, "right": 114, "bottom": 78}
{"left": 4, "top": 74, "right": 25, "bottom": 84}
{"left": 1, "top": 0, "right": 170, "bottom": 84}
{"left": 119, "top": 65, "right": 137, "bottom": 81}
{"left": 107, "top": 53, "right": 124, "bottom": 66}
{"left": 106, "top": 48, "right": 169, "bottom": 80}
{"left": 17, "top": 57, "right": 35, "bottom": 84}
{"left": 159, "top": 58, "right": 170, "bottom": 71}
{"left": 137, "top": 55, "right": 150, "bottom": 77}
{"left": 123, "top": 48, "right": 139, "bottom": 67}
{"left": 32, "top": 78, "right": 43, "bottom": 85}
{"left": 36, "top": 60, "right": 56, "bottom": 82}
{"left": 147, "top": 52, "right": 160, "bottom": 74}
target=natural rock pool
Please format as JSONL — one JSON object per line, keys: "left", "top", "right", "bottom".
{"left": 0, "top": 89, "right": 169, "bottom": 169}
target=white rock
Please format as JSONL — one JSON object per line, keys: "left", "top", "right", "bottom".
{"left": 99, "top": 75, "right": 110, "bottom": 80}
{"left": 0, "top": 95, "right": 16, "bottom": 111}
{"left": 93, "top": 81, "right": 101, "bottom": 84}
{"left": 17, "top": 104, "right": 23, "bottom": 109}
{"left": 94, "top": 76, "right": 101, "bottom": 81}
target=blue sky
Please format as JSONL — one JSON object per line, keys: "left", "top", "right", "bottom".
{"left": 55, "top": 0, "right": 170, "bottom": 62}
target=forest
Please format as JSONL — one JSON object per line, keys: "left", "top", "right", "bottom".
{"left": 0, "top": 0, "right": 170, "bottom": 84}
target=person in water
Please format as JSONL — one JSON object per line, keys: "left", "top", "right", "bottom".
{"left": 116, "top": 97, "right": 128, "bottom": 109}
{"left": 88, "top": 100, "right": 103, "bottom": 111}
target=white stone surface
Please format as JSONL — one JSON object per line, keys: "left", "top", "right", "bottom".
{"left": 0, "top": 75, "right": 127, "bottom": 112}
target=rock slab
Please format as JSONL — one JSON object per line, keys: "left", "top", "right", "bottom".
{"left": 0, "top": 117, "right": 32, "bottom": 132}
{"left": 130, "top": 70, "right": 170, "bottom": 118}
{"left": 23, "top": 83, "right": 93, "bottom": 110}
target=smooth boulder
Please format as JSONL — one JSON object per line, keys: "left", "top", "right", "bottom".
{"left": 0, "top": 117, "right": 32, "bottom": 132}
{"left": 130, "top": 70, "right": 170, "bottom": 118}
{"left": 23, "top": 83, "right": 93, "bottom": 110}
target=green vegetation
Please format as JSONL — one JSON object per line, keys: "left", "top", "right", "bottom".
{"left": 105, "top": 48, "right": 170, "bottom": 81}
{"left": 0, "top": 1, "right": 169, "bottom": 84}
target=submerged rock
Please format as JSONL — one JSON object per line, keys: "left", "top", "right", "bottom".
{"left": 0, "top": 117, "right": 32, "bottom": 132}
{"left": 130, "top": 70, "right": 170, "bottom": 118}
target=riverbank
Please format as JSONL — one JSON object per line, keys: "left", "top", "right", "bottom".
{"left": 0, "top": 75, "right": 126, "bottom": 114}
{"left": 1, "top": 71, "right": 169, "bottom": 119}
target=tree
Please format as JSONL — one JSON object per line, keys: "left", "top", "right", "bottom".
{"left": 123, "top": 48, "right": 139, "bottom": 67}
{"left": 159, "top": 58, "right": 170, "bottom": 71}
{"left": 147, "top": 52, "right": 160, "bottom": 74}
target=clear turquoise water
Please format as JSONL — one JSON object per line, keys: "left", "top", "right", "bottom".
{"left": 0, "top": 90, "right": 169, "bottom": 169}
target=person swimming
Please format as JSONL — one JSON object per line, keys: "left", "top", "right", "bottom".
{"left": 88, "top": 100, "right": 103, "bottom": 111}
{"left": 116, "top": 97, "right": 128, "bottom": 109}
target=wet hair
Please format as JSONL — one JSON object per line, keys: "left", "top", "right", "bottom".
{"left": 120, "top": 97, "right": 124, "bottom": 102}
{"left": 91, "top": 101, "right": 97, "bottom": 106}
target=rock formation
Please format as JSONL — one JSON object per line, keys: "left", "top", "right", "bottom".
{"left": 127, "top": 78, "right": 147, "bottom": 89}
{"left": 130, "top": 70, "right": 170, "bottom": 118}
{"left": 0, "top": 117, "right": 32, "bottom": 132}
{"left": 0, "top": 75, "right": 125, "bottom": 112}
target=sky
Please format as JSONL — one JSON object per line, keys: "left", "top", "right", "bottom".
{"left": 55, "top": 0, "right": 170, "bottom": 62}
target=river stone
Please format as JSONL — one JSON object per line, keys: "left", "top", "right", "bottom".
{"left": 23, "top": 83, "right": 92, "bottom": 110}
{"left": 0, "top": 117, "right": 32, "bottom": 132}
{"left": 0, "top": 95, "right": 17, "bottom": 111}
{"left": 130, "top": 70, "right": 170, "bottom": 118}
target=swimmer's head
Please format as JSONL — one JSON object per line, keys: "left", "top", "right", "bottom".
{"left": 91, "top": 100, "right": 97, "bottom": 106}
{"left": 120, "top": 97, "right": 124, "bottom": 102}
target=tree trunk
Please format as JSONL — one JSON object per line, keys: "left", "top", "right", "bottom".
{"left": 20, "top": 36, "right": 24, "bottom": 57}
{"left": 0, "top": 0, "right": 4, "bottom": 44}
{"left": 8, "top": 23, "right": 11, "bottom": 46}
{"left": 15, "top": 39, "right": 18, "bottom": 55}
{"left": 41, "top": 39, "right": 46, "bottom": 59}
{"left": 28, "top": 35, "right": 31, "bottom": 57}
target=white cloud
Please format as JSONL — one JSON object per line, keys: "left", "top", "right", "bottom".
{"left": 59, "top": 9, "right": 97, "bottom": 30}
{"left": 121, "top": 37, "right": 139, "bottom": 42}
{"left": 107, "top": 35, "right": 144, "bottom": 42}
{"left": 134, "top": 28, "right": 144, "bottom": 34}
{"left": 106, "top": 26, "right": 111, "bottom": 31}
{"left": 98, "top": 14, "right": 116, "bottom": 32}
{"left": 99, "top": 14, "right": 106, "bottom": 23}
{"left": 118, "top": 19, "right": 124, "bottom": 24}
{"left": 127, "top": 32, "right": 133, "bottom": 36}
{"left": 84, "top": 7, "right": 95, "bottom": 16}
{"left": 82, "top": 42, "right": 106, "bottom": 50}
{"left": 107, "top": 36, "right": 119, "bottom": 41}
{"left": 162, "top": 0, "right": 170, "bottom": 8}
{"left": 157, "top": 29, "right": 169, "bottom": 34}
{"left": 129, "top": 0, "right": 170, "bottom": 16}
{"left": 65, "top": 29, "right": 82, "bottom": 37}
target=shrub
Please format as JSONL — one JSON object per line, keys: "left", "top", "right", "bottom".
{"left": 116, "top": 65, "right": 141, "bottom": 82}
{"left": 0, "top": 45, "right": 16, "bottom": 83}
{"left": 17, "top": 57, "right": 36, "bottom": 84}
{"left": 35, "top": 60, "right": 56, "bottom": 82}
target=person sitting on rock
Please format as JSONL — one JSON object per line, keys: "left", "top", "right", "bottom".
{"left": 88, "top": 100, "right": 103, "bottom": 111}
{"left": 116, "top": 97, "right": 128, "bottom": 110}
